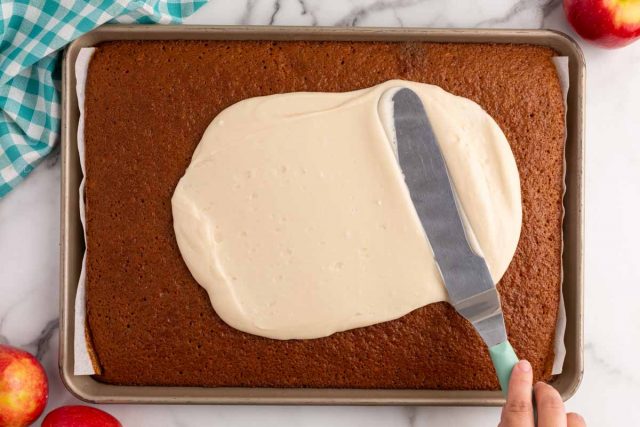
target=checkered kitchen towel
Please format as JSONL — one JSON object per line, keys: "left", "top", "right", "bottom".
{"left": 0, "top": 0, "right": 206, "bottom": 198}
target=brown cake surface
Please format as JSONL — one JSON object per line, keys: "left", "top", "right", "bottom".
{"left": 84, "top": 40, "right": 564, "bottom": 389}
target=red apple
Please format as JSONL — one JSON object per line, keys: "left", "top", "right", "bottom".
{"left": 0, "top": 344, "right": 48, "bottom": 427}
{"left": 564, "top": 0, "right": 640, "bottom": 48}
{"left": 42, "top": 406, "right": 122, "bottom": 427}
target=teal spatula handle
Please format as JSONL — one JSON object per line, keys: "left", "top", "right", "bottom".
{"left": 488, "top": 340, "right": 519, "bottom": 395}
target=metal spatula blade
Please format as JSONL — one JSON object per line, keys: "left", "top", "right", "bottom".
{"left": 389, "top": 87, "right": 519, "bottom": 394}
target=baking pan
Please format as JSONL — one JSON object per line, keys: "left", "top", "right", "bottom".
{"left": 60, "top": 26, "right": 584, "bottom": 405}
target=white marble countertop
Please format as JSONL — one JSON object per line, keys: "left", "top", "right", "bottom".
{"left": 1, "top": 0, "right": 640, "bottom": 425}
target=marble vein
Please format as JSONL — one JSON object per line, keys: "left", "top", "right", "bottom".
{"left": 297, "top": 0, "right": 319, "bottom": 25}
{"left": 404, "top": 406, "right": 417, "bottom": 427}
{"left": 269, "top": 0, "right": 281, "bottom": 25}
{"left": 542, "top": 0, "right": 562, "bottom": 17}
{"left": 44, "top": 146, "right": 60, "bottom": 168}
{"left": 472, "top": 0, "right": 550, "bottom": 28}
{"left": 390, "top": 7, "right": 404, "bottom": 27}
{"left": 0, "top": 316, "right": 7, "bottom": 345}
{"left": 334, "top": 0, "right": 428, "bottom": 27}
{"left": 585, "top": 343, "right": 639, "bottom": 386}
{"left": 31, "top": 319, "right": 59, "bottom": 361}
{"left": 240, "top": 0, "right": 259, "bottom": 25}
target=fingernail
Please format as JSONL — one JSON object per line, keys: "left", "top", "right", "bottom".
{"left": 518, "top": 360, "right": 532, "bottom": 372}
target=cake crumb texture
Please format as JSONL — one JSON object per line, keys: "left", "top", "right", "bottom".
{"left": 84, "top": 40, "right": 565, "bottom": 389}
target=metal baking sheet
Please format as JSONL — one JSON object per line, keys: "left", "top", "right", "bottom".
{"left": 60, "top": 25, "right": 585, "bottom": 406}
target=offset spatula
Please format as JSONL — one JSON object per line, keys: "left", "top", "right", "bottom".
{"left": 390, "top": 88, "right": 519, "bottom": 394}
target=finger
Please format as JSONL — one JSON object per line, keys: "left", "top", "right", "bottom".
{"left": 567, "top": 412, "right": 586, "bottom": 427}
{"left": 500, "top": 360, "right": 534, "bottom": 427}
{"left": 534, "top": 382, "right": 567, "bottom": 427}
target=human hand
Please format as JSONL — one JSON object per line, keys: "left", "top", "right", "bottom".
{"left": 499, "top": 360, "right": 585, "bottom": 426}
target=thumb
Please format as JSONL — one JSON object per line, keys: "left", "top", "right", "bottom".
{"left": 500, "top": 360, "right": 535, "bottom": 427}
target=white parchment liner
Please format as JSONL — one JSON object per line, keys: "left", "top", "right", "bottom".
{"left": 74, "top": 48, "right": 95, "bottom": 375}
{"left": 74, "top": 48, "right": 569, "bottom": 377}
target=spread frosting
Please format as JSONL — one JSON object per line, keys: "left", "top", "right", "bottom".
{"left": 172, "top": 80, "right": 522, "bottom": 340}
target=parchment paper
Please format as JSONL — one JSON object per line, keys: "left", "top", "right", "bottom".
{"left": 74, "top": 47, "right": 96, "bottom": 375}
{"left": 551, "top": 56, "right": 569, "bottom": 376}
{"left": 74, "top": 48, "right": 569, "bottom": 377}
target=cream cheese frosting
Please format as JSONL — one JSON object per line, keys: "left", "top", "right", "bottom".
{"left": 172, "top": 80, "right": 522, "bottom": 340}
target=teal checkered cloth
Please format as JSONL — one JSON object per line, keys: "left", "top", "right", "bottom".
{"left": 0, "top": 0, "right": 206, "bottom": 198}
